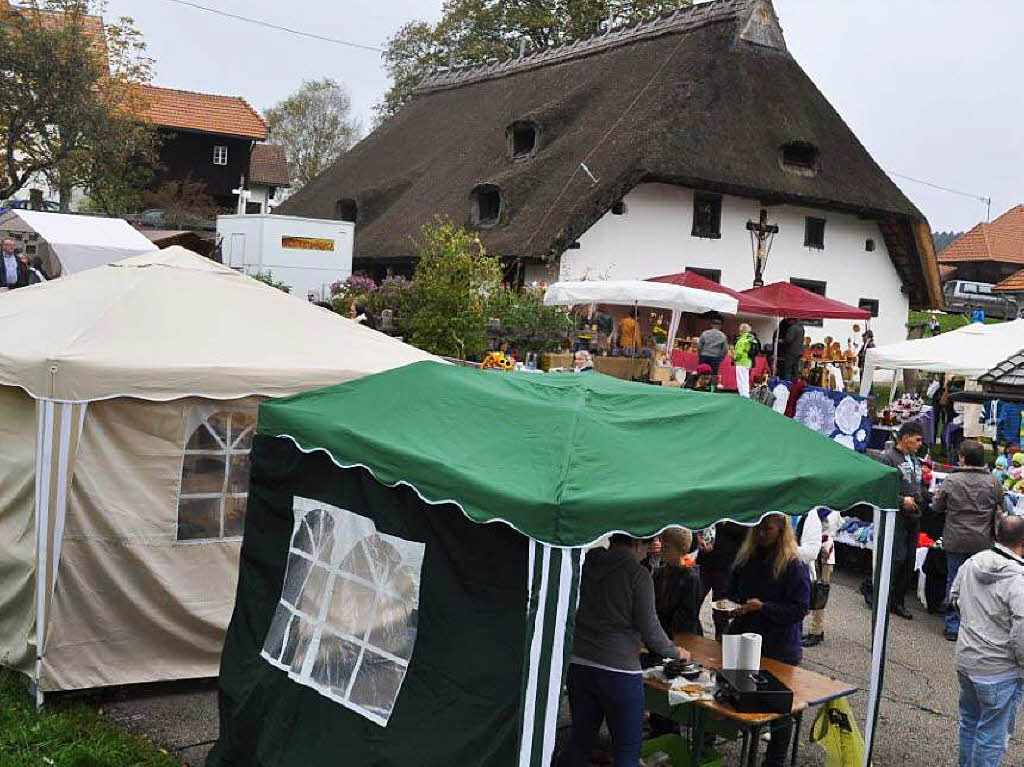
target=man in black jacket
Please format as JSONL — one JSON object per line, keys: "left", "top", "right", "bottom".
{"left": 780, "top": 318, "right": 806, "bottom": 380}
{"left": 0, "top": 238, "right": 30, "bottom": 289}
{"left": 879, "top": 421, "right": 926, "bottom": 619}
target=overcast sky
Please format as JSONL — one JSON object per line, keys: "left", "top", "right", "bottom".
{"left": 103, "top": 0, "right": 1020, "bottom": 233}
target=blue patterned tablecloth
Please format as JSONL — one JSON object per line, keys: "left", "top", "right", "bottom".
{"left": 768, "top": 379, "right": 872, "bottom": 452}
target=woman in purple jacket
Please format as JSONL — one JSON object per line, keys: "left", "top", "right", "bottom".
{"left": 727, "top": 514, "right": 811, "bottom": 767}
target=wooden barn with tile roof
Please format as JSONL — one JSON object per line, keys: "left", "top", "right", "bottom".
{"left": 939, "top": 205, "right": 1024, "bottom": 286}
{"left": 138, "top": 85, "right": 268, "bottom": 210}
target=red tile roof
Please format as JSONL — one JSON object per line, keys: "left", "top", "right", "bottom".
{"left": 994, "top": 268, "right": 1024, "bottom": 292}
{"left": 1, "top": 5, "right": 107, "bottom": 58}
{"left": 249, "top": 143, "right": 291, "bottom": 186}
{"left": 137, "top": 85, "right": 267, "bottom": 140}
{"left": 939, "top": 205, "right": 1024, "bottom": 265}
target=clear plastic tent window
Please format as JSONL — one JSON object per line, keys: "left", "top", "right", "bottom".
{"left": 261, "top": 497, "right": 425, "bottom": 726}
{"left": 177, "top": 408, "right": 256, "bottom": 540}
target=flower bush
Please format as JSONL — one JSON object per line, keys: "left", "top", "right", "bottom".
{"left": 330, "top": 274, "right": 377, "bottom": 299}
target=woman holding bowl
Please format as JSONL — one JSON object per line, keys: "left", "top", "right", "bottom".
{"left": 727, "top": 514, "right": 811, "bottom": 767}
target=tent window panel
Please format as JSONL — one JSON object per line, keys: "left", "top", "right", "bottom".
{"left": 178, "top": 497, "right": 222, "bottom": 539}
{"left": 177, "top": 408, "right": 255, "bottom": 542}
{"left": 311, "top": 632, "right": 361, "bottom": 694}
{"left": 348, "top": 653, "right": 405, "bottom": 720}
{"left": 261, "top": 497, "right": 425, "bottom": 727}
{"left": 228, "top": 454, "right": 250, "bottom": 493}
{"left": 224, "top": 495, "right": 247, "bottom": 537}
{"left": 181, "top": 454, "right": 226, "bottom": 494}
{"left": 186, "top": 423, "right": 222, "bottom": 450}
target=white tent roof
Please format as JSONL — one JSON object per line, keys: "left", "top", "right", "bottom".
{"left": 6, "top": 210, "right": 154, "bottom": 274}
{"left": 0, "top": 246, "right": 436, "bottom": 401}
{"left": 543, "top": 280, "right": 738, "bottom": 315}
{"left": 860, "top": 320, "right": 1024, "bottom": 394}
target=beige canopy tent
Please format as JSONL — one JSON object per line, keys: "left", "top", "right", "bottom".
{"left": 0, "top": 247, "right": 434, "bottom": 702}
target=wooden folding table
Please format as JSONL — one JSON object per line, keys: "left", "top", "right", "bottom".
{"left": 643, "top": 634, "right": 857, "bottom": 766}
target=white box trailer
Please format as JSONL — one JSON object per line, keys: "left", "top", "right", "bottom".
{"left": 216, "top": 214, "right": 353, "bottom": 300}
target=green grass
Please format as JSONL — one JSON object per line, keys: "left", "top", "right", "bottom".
{"left": 0, "top": 671, "right": 180, "bottom": 766}
{"left": 908, "top": 310, "right": 1003, "bottom": 333}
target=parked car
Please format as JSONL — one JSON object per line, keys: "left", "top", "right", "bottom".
{"left": 943, "top": 280, "right": 1018, "bottom": 319}
{"left": 1, "top": 198, "right": 61, "bottom": 213}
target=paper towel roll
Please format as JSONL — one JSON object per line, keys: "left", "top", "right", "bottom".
{"left": 722, "top": 633, "right": 762, "bottom": 670}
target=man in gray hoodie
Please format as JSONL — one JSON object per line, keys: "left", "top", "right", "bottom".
{"left": 950, "top": 514, "right": 1024, "bottom": 767}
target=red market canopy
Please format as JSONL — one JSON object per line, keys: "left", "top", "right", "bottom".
{"left": 739, "top": 281, "right": 871, "bottom": 320}
{"left": 647, "top": 271, "right": 775, "bottom": 315}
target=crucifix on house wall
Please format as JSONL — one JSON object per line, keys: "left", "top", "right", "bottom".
{"left": 746, "top": 208, "right": 779, "bottom": 287}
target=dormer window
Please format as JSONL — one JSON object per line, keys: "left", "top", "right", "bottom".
{"left": 336, "top": 198, "right": 357, "bottom": 223}
{"left": 780, "top": 142, "right": 818, "bottom": 176}
{"left": 507, "top": 121, "right": 538, "bottom": 160}
{"left": 471, "top": 184, "right": 503, "bottom": 227}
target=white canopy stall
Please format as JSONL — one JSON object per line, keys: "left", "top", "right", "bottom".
{"left": 0, "top": 210, "right": 154, "bottom": 277}
{"left": 543, "top": 280, "right": 739, "bottom": 352}
{"left": 0, "top": 247, "right": 435, "bottom": 705}
{"left": 860, "top": 320, "right": 1024, "bottom": 396}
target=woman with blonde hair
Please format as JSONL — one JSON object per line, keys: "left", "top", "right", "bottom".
{"left": 733, "top": 322, "right": 758, "bottom": 398}
{"left": 727, "top": 513, "right": 811, "bottom": 767}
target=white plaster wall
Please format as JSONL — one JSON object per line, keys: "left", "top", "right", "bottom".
{"left": 245, "top": 184, "right": 291, "bottom": 214}
{"left": 560, "top": 183, "right": 909, "bottom": 348}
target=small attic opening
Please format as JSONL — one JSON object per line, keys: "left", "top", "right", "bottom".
{"left": 780, "top": 142, "right": 819, "bottom": 176}
{"left": 471, "top": 184, "right": 503, "bottom": 227}
{"left": 508, "top": 121, "right": 538, "bottom": 160}
{"left": 335, "top": 198, "right": 358, "bottom": 223}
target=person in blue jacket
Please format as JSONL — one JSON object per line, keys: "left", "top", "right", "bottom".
{"left": 727, "top": 513, "right": 811, "bottom": 767}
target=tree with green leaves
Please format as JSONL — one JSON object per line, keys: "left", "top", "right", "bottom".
{"left": 377, "top": 0, "right": 692, "bottom": 121}
{"left": 265, "top": 78, "right": 361, "bottom": 190}
{"left": 0, "top": 1, "right": 157, "bottom": 211}
{"left": 405, "top": 218, "right": 502, "bottom": 359}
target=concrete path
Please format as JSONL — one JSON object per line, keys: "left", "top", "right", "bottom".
{"left": 81, "top": 568, "right": 1022, "bottom": 765}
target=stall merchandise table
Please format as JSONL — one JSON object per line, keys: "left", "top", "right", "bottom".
{"left": 1004, "top": 492, "right": 1024, "bottom": 516}
{"left": 644, "top": 634, "right": 856, "bottom": 767}
{"left": 869, "top": 406, "right": 935, "bottom": 449}
{"left": 593, "top": 356, "right": 651, "bottom": 380}
{"left": 671, "top": 351, "right": 769, "bottom": 390}
{"left": 538, "top": 352, "right": 572, "bottom": 371}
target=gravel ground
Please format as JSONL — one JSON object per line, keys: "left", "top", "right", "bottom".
{"left": 78, "top": 568, "right": 1023, "bottom": 766}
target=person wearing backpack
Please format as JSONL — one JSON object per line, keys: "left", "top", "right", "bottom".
{"left": 733, "top": 322, "right": 759, "bottom": 398}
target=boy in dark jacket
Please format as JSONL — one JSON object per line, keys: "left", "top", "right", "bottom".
{"left": 652, "top": 528, "right": 703, "bottom": 637}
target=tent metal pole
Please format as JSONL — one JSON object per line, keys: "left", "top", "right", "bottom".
{"left": 772, "top": 318, "right": 780, "bottom": 377}
{"left": 864, "top": 507, "right": 897, "bottom": 766}
{"left": 888, "top": 369, "right": 901, "bottom": 407}
{"left": 33, "top": 400, "right": 54, "bottom": 711}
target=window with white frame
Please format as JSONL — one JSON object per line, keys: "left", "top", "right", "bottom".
{"left": 213, "top": 145, "right": 228, "bottom": 165}
{"left": 261, "top": 497, "right": 425, "bottom": 726}
{"left": 176, "top": 409, "right": 255, "bottom": 541}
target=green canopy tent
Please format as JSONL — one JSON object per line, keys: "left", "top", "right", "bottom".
{"left": 210, "top": 361, "right": 900, "bottom": 767}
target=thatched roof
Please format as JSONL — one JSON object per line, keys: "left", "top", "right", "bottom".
{"left": 278, "top": 0, "right": 940, "bottom": 307}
